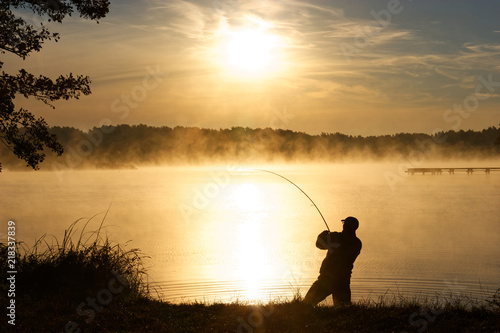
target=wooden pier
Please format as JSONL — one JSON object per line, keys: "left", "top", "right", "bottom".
{"left": 406, "top": 167, "right": 500, "bottom": 175}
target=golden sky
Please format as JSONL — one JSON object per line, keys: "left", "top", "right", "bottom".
{"left": 5, "top": 0, "right": 500, "bottom": 135}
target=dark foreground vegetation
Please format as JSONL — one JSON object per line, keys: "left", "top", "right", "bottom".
{"left": 1, "top": 221, "right": 499, "bottom": 332}
{"left": 1, "top": 125, "right": 499, "bottom": 170}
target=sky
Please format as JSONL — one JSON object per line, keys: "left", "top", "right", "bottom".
{"left": 5, "top": 0, "right": 500, "bottom": 135}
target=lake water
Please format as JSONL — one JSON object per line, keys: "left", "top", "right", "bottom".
{"left": 1, "top": 163, "right": 499, "bottom": 305}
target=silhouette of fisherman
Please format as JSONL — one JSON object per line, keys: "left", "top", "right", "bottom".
{"left": 304, "top": 216, "right": 362, "bottom": 306}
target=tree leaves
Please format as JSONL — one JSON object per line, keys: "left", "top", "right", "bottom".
{"left": 0, "top": 108, "right": 63, "bottom": 171}
{"left": 0, "top": 0, "right": 109, "bottom": 171}
{"left": 1, "top": 70, "right": 91, "bottom": 107}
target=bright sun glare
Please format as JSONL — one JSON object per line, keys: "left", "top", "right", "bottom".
{"left": 216, "top": 17, "right": 283, "bottom": 77}
{"left": 226, "top": 30, "right": 275, "bottom": 72}
{"left": 232, "top": 183, "right": 260, "bottom": 211}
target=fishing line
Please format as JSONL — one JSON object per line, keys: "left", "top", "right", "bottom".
{"left": 254, "top": 169, "right": 330, "bottom": 231}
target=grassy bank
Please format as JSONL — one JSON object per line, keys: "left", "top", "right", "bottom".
{"left": 1, "top": 220, "right": 499, "bottom": 332}
{"left": 8, "top": 296, "right": 497, "bottom": 333}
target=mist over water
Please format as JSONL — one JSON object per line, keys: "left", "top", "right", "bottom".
{"left": 1, "top": 162, "right": 499, "bottom": 304}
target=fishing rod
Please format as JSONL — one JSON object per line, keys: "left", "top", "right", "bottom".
{"left": 254, "top": 169, "right": 330, "bottom": 231}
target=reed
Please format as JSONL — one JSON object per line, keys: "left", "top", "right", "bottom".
{"left": 0, "top": 214, "right": 150, "bottom": 303}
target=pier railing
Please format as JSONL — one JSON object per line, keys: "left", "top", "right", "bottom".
{"left": 406, "top": 167, "right": 500, "bottom": 175}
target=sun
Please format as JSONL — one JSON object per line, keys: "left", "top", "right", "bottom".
{"left": 214, "top": 16, "right": 284, "bottom": 78}
{"left": 226, "top": 30, "right": 276, "bottom": 72}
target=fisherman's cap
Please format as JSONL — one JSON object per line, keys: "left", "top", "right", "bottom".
{"left": 342, "top": 216, "right": 359, "bottom": 230}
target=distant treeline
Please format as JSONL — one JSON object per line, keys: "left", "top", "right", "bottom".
{"left": 1, "top": 125, "right": 499, "bottom": 170}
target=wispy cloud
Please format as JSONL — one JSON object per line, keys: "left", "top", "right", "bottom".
{"left": 21, "top": 0, "right": 498, "bottom": 134}
{"left": 150, "top": 0, "right": 500, "bottom": 109}
{"left": 149, "top": 0, "right": 212, "bottom": 39}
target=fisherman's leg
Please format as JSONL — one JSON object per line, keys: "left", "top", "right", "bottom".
{"left": 332, "top": 278, "right": 351, "bottom": 306}
{"left": 303, "top": 278, "right": 332, "bottom": 305}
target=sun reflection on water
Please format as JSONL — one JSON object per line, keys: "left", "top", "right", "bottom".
{"left": 200, "top": 173, "right": 322, "bottom": 303}
{"left": 237, "top": 218, "right": 268, "bottom": 301}
{"left": 227, "top": 182, "right": 280, "bottom": 301}
{"left": 232, "top": 183, "right": 261, "bottom": 212}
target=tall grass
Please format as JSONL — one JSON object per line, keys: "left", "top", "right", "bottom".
{"left": 0, "top": 214, "right": 150, "bottom": 302}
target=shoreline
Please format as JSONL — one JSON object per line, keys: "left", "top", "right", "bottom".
{"left": 5, "top": 293, "right": 499, "bottom": 332}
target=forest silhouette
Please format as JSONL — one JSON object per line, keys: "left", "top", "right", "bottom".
{"left": 1, "top": 125, "right": 499, "bottom": 170}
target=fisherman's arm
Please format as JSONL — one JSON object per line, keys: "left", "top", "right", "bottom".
{"left": 317, "top": 230, "right": 342, "bottom": 250}
{"left": 315, "top": 230, "right": 329, "bottom": 249}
